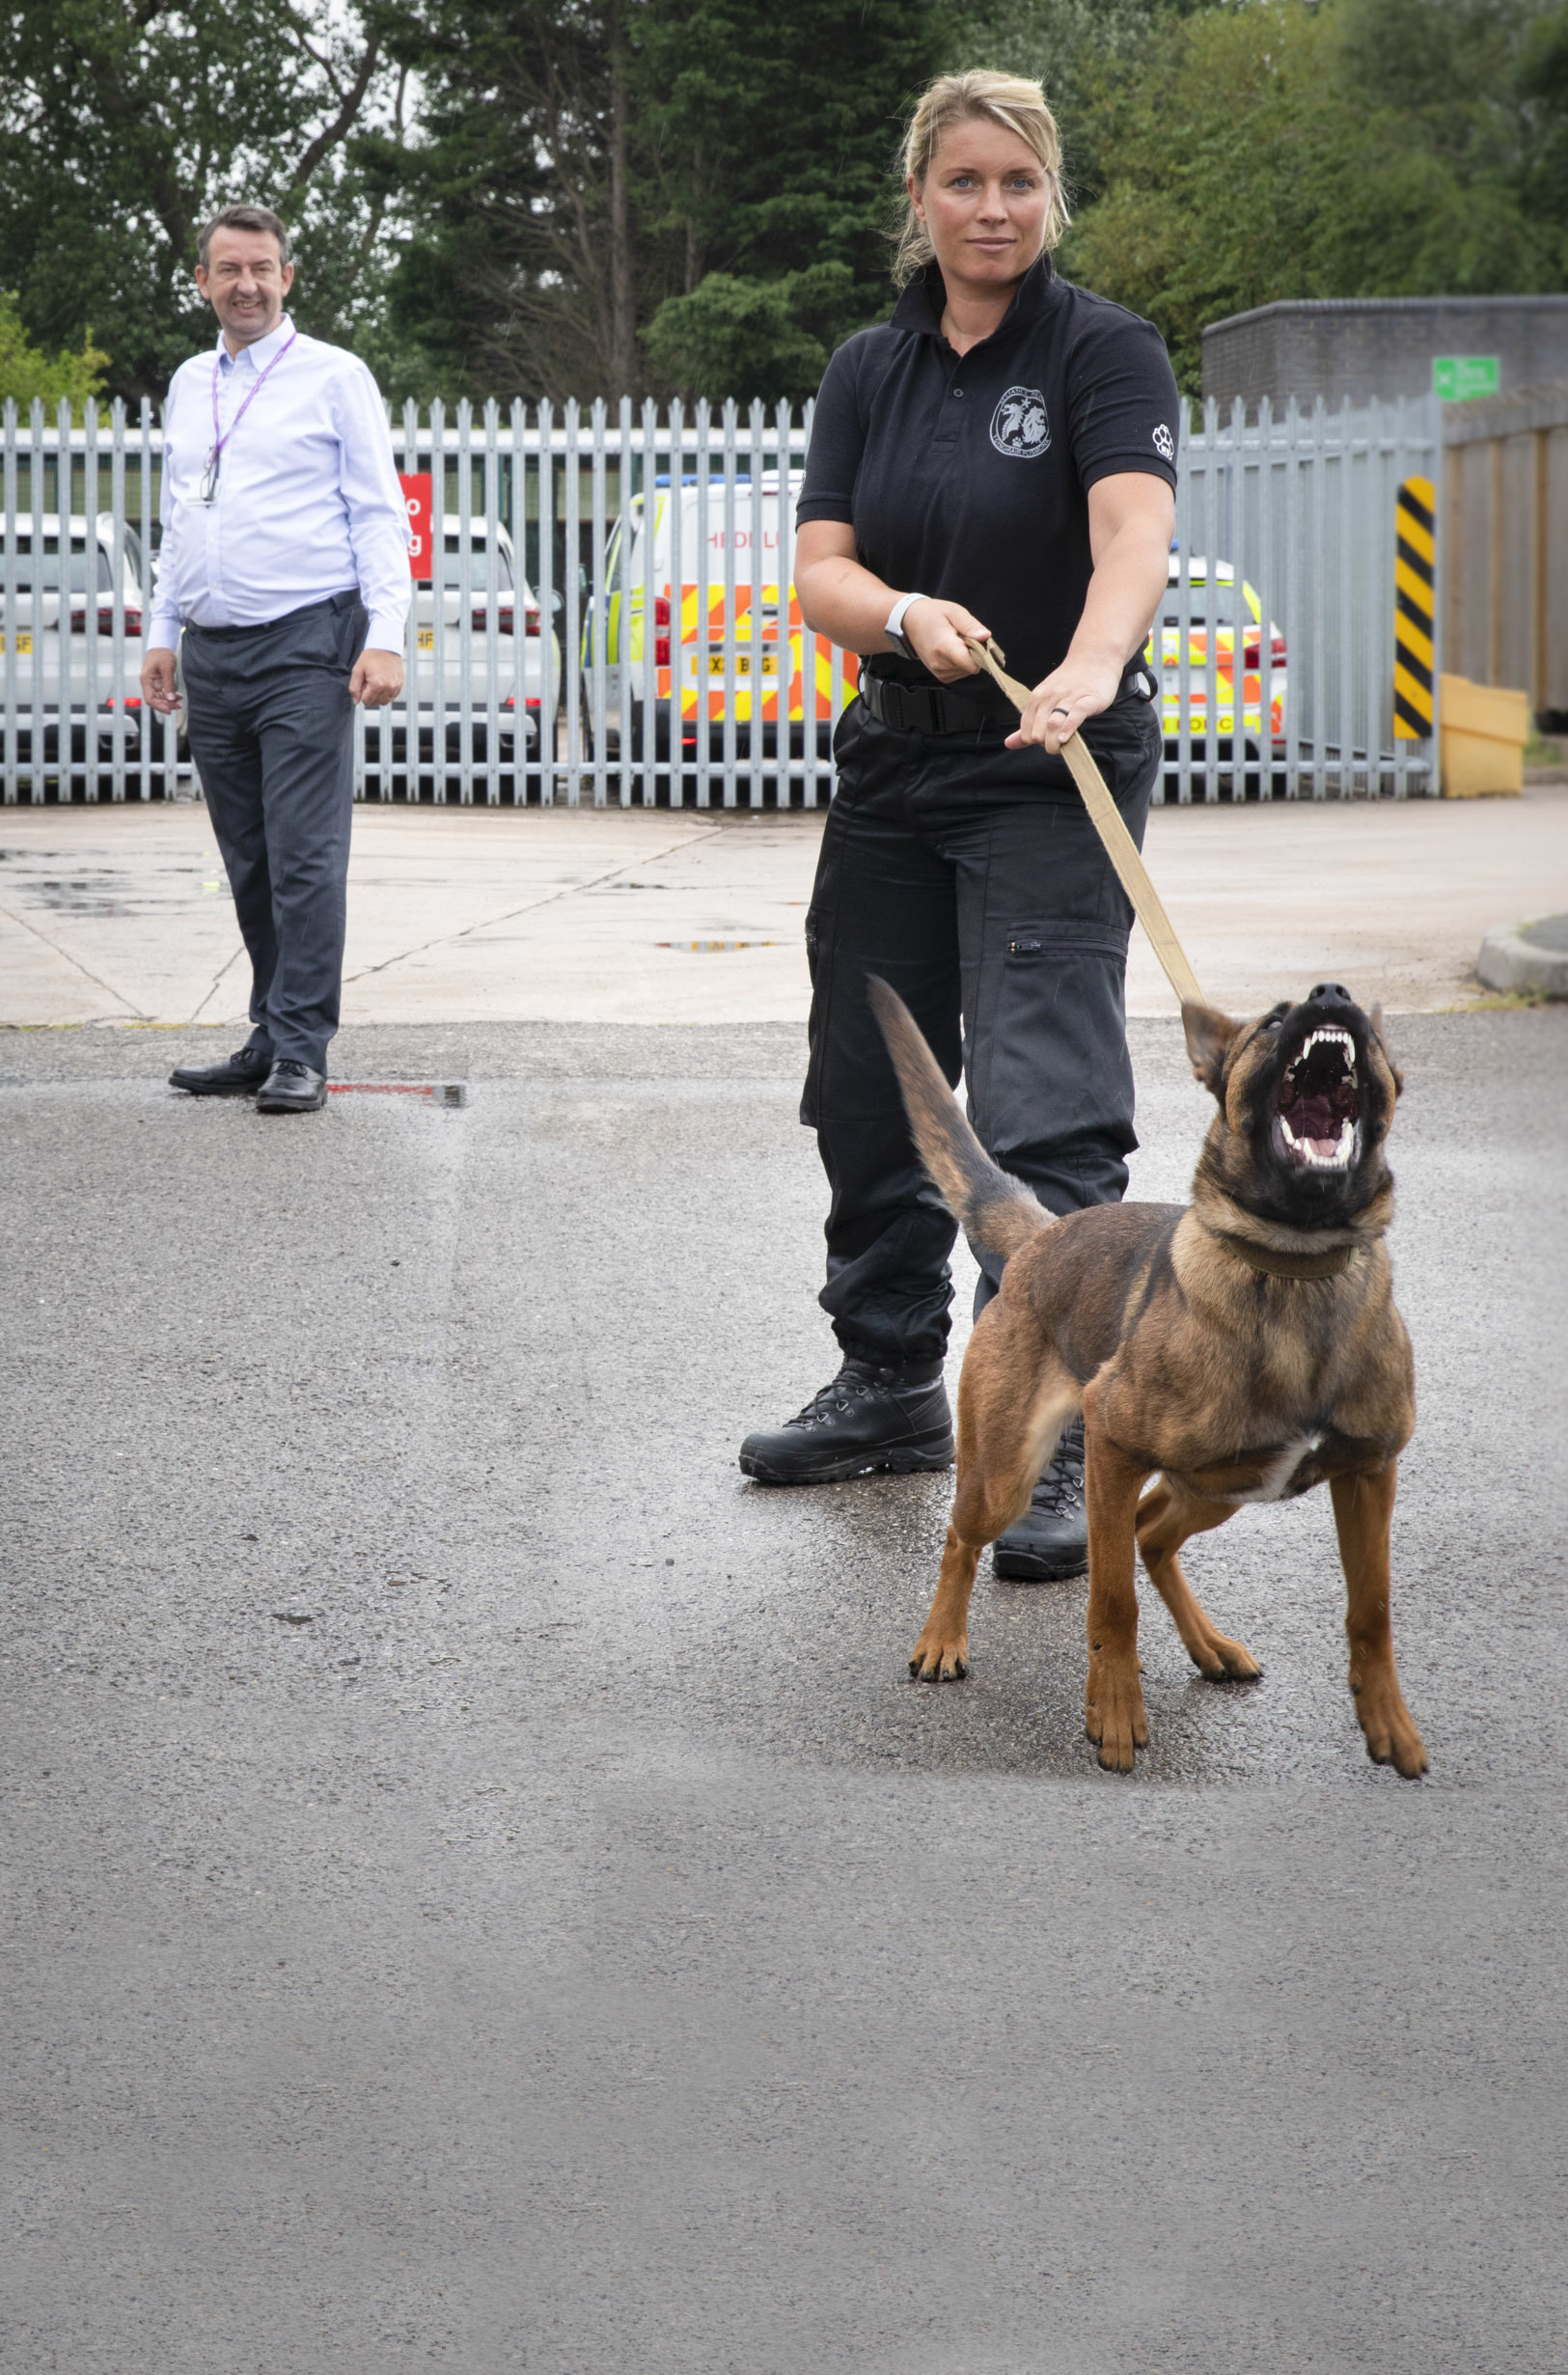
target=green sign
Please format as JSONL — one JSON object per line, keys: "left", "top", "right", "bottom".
{"left": 1433, "top": 355, "right": 1499, "bottom": 400}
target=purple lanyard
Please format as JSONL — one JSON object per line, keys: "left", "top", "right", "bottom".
{"left": 204, "top": 328, "right": 298, "bottom": 490}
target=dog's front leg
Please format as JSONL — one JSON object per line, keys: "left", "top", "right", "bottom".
{"left": 1330, "top": 1461, "right": 1428, "bottom": 1778}
{"left": 908, "top": 1523, "right": 981, "bottom": 1682}
{"left": 1083, "top": 1411, "right": 1151, "bottom": 1772}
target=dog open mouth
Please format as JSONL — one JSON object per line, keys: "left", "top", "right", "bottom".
{"left": 1274, "top": 1025, "right": 1361, "bottom": 1171}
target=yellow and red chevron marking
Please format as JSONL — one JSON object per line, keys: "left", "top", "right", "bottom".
{"left": 1393, "top": 476, "right": 1436, "bottom": 739}
{"left": 653, "top": 582, "right": 854, "bottom": 724}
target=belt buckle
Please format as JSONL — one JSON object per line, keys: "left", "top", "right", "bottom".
{"left": 879, "top": 678, "right": 910, "bottom": 733}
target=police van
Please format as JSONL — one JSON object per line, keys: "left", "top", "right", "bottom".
{"left": 585, "top": 471, "right": 853, "bottom": 763}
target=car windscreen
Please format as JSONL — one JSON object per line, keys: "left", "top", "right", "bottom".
{"left": 0, "top": 538, "right": 113, "bottom": 594}
{"left": 438, "top": 536, "right": 513, "bottom": 591}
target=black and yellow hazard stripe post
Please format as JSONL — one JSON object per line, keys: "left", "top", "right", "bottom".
{"left": 1393, "top": 476, "right": 1436, "bottom": 739}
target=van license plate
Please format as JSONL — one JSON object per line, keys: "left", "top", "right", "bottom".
{"left": 707, "top": 653, "right": 777, "bottom": 677}
{"left": 0, "top": 633, "right": 34, "bottom": 654}
{"left": 417, "top": 628, "right": 434, "bottom": 650}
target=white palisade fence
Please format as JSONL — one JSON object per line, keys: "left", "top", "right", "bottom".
{"left": 1, "top": 389, "right": 1441, "bottom": 809}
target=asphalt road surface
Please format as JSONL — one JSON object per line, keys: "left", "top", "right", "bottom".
{"left": 4, "top": 1008, "right": 1565, "bottom": 2374}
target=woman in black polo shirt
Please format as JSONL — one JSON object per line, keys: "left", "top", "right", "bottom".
{"left": 738, "top": 69, "right": 1179, "bottom": 1583}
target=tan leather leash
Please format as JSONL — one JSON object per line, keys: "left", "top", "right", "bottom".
{"left": 962, "top": 635, "right": 1206, "bottom": 1010}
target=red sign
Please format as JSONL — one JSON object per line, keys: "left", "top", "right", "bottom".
{"left": 399, "top": 472, "right": 433, "bottom": 580}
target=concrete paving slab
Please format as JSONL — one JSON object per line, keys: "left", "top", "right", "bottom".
{"left": 3, "top": 1008, "right": 1566, "bottom": 2372}
{"left": 1, "top": 786, "right": 1565, "bottom": 1035}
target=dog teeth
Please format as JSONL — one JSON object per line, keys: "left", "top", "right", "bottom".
{"left": 1298, "top": 1027, "right": 1356, "bottom": 1064}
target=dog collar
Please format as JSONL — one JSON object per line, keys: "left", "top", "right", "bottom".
{"left": 1214, "top": 1232, "right": 1361, "bottom": 1281}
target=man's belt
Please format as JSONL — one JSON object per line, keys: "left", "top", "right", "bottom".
{"left": 858, "top": 660, "right": 1155, "bottom": 738}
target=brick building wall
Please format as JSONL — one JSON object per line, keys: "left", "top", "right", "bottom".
{"left": 1201, "top": 296, "right": 1568, "bottom": 410}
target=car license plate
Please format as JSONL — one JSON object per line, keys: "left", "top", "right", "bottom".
{"left": 417, "top": 627, "right": 434, "bottom": 650}
{"left": 707, "top": 653, "right": 777, "bottom": 677}
{"left": 0, "top": 632, "right": 33, "bottom": 654}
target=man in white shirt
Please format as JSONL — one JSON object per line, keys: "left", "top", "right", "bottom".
{"left": 143, "top": 204, "right": 410, "bottom": 1113}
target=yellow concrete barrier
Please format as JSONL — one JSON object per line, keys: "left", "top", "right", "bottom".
{"left": 1440, "top": 673, "right": 1528, "bottom": 798}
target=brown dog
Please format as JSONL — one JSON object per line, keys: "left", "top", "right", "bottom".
{"left": 868, "top": 975, "right": 1426, "bottom": 1778}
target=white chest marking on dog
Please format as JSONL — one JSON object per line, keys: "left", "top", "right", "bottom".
{"left": 1230, "top": 1433, "right": 1325, "bottom": 1505}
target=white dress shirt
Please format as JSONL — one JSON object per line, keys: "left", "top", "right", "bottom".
{"left": 149, "top": 316, "right": 410, "bottom": 653}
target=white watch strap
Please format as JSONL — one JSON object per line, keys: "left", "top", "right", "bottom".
{"left": 885, "top": 592, "right": 927, "bottom": 645}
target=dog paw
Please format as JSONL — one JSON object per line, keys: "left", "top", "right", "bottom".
{"left": 909, "top": 1628, "right": 969, "bottom": 1683}
{"left": 1085, "top": 1657, "right": 1148, "bottom": 1772}
{"left": 1189, "top": 1627, "right": 1261, "bottom": 1683}
{"left": 1354, "top": 1680, "right": 1428, "bottom": 1778}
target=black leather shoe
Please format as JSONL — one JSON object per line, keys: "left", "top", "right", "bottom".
{"left": 256, "top": 1059, "right": 328, "bottom": 1114}
{"left": 993, "top": 1417, "right": 1088, "bottom": 1581}
{"left": 738, "top": 1359, "right": 954, "bottom": 1484}
{"left": 169, "top": 1045, "right": 273, "bottom": 1097}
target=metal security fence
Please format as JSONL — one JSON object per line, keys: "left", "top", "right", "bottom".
{"left": 1, "top": 388, "right": 1442, "bottom": 809}
{"left": 1173, "top": 392, "right": 1442, "bottom": 801}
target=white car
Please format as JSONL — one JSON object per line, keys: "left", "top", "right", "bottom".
{"left": 0, "top": 513, "right": 150, "bottom": 786}
{"left": 363, "top": 514, "right": 561, "bottom": 794}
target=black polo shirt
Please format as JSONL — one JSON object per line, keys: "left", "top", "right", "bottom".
{"left": 797, "top": 257, "right": 1179, "bottom": 699}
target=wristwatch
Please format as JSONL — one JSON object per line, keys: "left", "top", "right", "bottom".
{"left": 884, "top": 592, "right": 929, "bottom": 660}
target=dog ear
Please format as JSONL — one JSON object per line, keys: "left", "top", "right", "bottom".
{"left": 1181, "top": 1002, "right": 1242, "bottom": 1097}
{"left": 1369, "top": 1004, "right": 1404, "bottom": 1098}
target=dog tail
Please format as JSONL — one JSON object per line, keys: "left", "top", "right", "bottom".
{"left": 867, "top": 976, "right": 1051, "bottom": 1267}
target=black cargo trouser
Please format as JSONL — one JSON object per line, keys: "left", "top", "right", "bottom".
{"left": 802, "top": 683, "right": 1163, "bottom": 1368}
{"left": 181, "top": 591, "right": 365, "bottom": 1074}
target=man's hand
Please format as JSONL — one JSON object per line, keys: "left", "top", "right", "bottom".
{"left": 1006, "top": 653, "right": 1123, "bottom": 755}
{"left": 141, "top": 647, "right": 180, "bottom": 715}
{"left": 349, "top": 648, "right": 403, "bottom": 707}
{"left": 904, "top": 597, "right": 995, "bottom": 685}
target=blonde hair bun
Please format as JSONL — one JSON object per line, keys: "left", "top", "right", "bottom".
{"left": 896, "top": 69, "right": 1069, "bottom": 285}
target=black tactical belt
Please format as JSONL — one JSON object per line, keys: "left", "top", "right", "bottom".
{"left": 858, "top": 662, "right": 1153, "bottom": 738}
{"left": 857, "top": 671, "right": 1007, "bottom": 736}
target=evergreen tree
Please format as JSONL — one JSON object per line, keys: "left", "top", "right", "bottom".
{"left": 387, "top": 0, "right": 947, "bottom": 401}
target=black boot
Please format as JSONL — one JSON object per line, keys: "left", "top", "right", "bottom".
{"left": 738, "top": 1358, "right": 953, "bottom": 1485}
{"left": 992, "top": 1417, "right": 1087, "bottom": 1581}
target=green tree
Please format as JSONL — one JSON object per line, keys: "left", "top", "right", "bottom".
{"left": 1519, "top": 6, "right": 1568, "bottom": 235}
{"left": 382, "top": 0, "right": 649, "bottom": 400}
{"left": 387, "top": 0, "right": 947, "bottom": 401}
{"left": 641, "top": 262, "right": 855, "bottom": 404}
{"left": 0, "top": 292, "right": 109, "bottom": 410}
{"left": 1066, "top": 0, "right": 1568, "bottom": 393}
{"left": 0, "top": 0, "right": 404, "bottom": 400}
{"left": 636, "top": 0, "right": 946, "bottom": 396}
{"left": 943, "top": 0, "right": 1195, "bottom": 207}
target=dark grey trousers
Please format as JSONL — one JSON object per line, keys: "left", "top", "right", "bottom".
{"left": 181, "top": 591, "right": 365, "bottom": 1073}
{"left": 802, "top": 686, "right": 1163, "bottom": 1368}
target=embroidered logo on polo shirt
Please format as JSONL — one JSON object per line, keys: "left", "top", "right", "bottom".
{"left": 1152, "top": 423, "right": 1175, "bottom": 461}
{"left": 989, "top": 386, "right": 1051, "bottom": 458}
